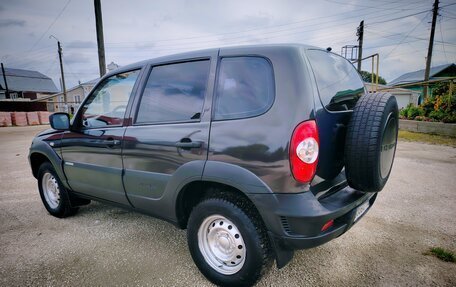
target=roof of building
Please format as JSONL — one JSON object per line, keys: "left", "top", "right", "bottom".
{"left": 82, "top": 78, "right": 99, "bottom": 86}
{"left": 52, "top": 78, "right": 99, "bottom": 96}
{"left": 0, "top": 67, "right": 59, "bottom": 93}
{"left": 389, "top": 63, "right": 456, "bottom": 86}
{"left": 364, "top": 82, "right": 421, "bottom": 94}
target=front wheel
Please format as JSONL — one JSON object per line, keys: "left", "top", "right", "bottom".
{"left": 37, "top": 162, "right": 79, "bottom": 218}
{"left": 187, "top": 196, "right": 272, "bottom": 286}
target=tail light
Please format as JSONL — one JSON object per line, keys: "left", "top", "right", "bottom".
{"left": 290, "top": 120, "right": 319, "bottom": 183}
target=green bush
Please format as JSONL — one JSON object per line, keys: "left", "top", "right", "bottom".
{"left": 420, "top": 97, "right": 435, "bottom": 117}
{"left": 442, "top": 113, "right": 456, "bottom": 123}
{"left": 399, "top": 106, "right": 410, "bottom": 118}
{"left": 429, "top": 110, "right": 446, "bottom": 121}
{"left": 407, "top": 106, "right": 425, "bottom": 119}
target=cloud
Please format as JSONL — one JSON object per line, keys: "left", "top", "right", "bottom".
{"left": 66, "top": 41, "right": 96, "bottom": 49}
{"left": 0, "top": 19, "right": 25, "bottom": 27}
{"left": 65, "top": 53, "right": 91, "bottom": 64}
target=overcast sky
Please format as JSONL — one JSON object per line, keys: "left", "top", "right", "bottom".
{"left": 1, "top": 0, "right": 455, "bottom": 89}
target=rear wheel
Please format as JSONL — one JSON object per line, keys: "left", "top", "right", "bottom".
{"left": 187, "top": 195, "right": 272, "bottom": 286}
{"left": 345, "top": 92, "right": 399, "bottom": 192}
{"left": 37, "top": 162, "right": 79, "bottom": 218}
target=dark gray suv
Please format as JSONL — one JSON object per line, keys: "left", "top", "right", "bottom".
{"left": 29, "top": 44, "right": 398, "bottom": 286}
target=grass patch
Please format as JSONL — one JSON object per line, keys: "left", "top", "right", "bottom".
{"left": 424, "top": 247, "right": 455, "bottom": 263}
{"left": 398, "top": 130, "right": 456, "bottom": 147}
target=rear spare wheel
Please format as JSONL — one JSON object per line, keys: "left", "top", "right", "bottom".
{"left": 345, "top": 92, "right": 398, "bottom": 192}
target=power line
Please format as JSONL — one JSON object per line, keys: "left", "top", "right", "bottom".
{"left": 438, "top": 17, "right": 449, "bottom": 62}
{"left": 27, "top": 0, "right": 72, "bottom": 52}
{"left": 323, "top": 0, "right": 430, "bottom": 11}
{"left": 383, "top": 12, "right": 431, "bottom": 60}
{"left": 103, "top": 7, "right": 426, "bottom": 54}
{"left": 366, "top": 9, "right": 430, "bottom": 26}
{"left": 365, "top": 28, "right": 456, "bottom": 46}
{"left": 105, "top": 2, "right": 418, "bottom": 46}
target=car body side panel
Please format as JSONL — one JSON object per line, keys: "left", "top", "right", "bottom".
{"left": 208, "top": 46, "right": 317, "bottom": 193}
{"left": 122, "top": 123, "right": 210, "bottom": 210}
{"left": 60, "top": 127, "right": 129, "bottom": 205}
{"left": 29, "top": 132, "right": 69, "bottom": 189}
{"left": 201, "top": 161, "right": 272, "bottom": 194}
{"left": 121, "top": 50, "right": 219, "bottom": 216}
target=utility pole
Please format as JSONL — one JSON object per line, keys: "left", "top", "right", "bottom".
{"left": 1, "top": 63, "right": 10, "bottom": 99}
{"left": 50, "top": 35, "right": 68, "bottom": 111}
{"left": 423, "top": 0, "right": 439, "bottom": 99}
{"left": 94, "top": 0, "right": 106, "bottom": 77}
{"left": 356, "top": 20, "right": 364, "bottom": 72}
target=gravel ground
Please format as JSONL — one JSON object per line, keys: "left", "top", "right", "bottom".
{"left": 0, "top": 125, "right": 455, "bottom": 286}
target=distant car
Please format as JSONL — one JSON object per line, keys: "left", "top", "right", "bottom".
{"left": 29, "top": 44, "right": 398, "bottom": 286}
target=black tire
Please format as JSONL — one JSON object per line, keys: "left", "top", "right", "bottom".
{"left": 187, "top": 194, "right": 272, "bottom": 287}
{"left": 37, "top": 162, "right": 79, "bottom": 218}
{"left": 345, "top": 92, "right": 398, "bottom": 192}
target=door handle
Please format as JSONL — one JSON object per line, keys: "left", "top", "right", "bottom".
{"left": 175, "top": 140, "right": 201, "bottom": 149}
{"left": 105, "top": 138, "right": 121, "bottom": 148}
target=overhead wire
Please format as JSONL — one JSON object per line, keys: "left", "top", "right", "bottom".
{"left": 382, "top": 12, "right": 431, "bottom": 60}
{"left": 27, "top": 0, "right": 72, "bottom": 52}
{"left": 438, "top": 16, "right": 449, "bottom": 63}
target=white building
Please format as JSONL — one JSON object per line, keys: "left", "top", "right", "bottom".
{"left": 364, "top": 82, "right": 420, "bottom": 110}
{"left": 54, "top": 78, "right": 98, "bottom": 112}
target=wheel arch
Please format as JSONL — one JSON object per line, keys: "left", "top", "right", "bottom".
{"left": 29, "top": 140, "right": 70, "bottom": 190}
{"left": 175, "top": 180, "right": 262, "bottom": 229}
{"left": 30, "top": 152, "right": 50, "bottom": 178}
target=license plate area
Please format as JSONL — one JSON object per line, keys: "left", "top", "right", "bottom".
{"left": 354, "top": 201, "right": 370, "bottom": 222}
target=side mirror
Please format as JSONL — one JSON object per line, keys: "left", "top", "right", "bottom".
{"left": 49, "top": 112, "right": 70, "bottom": 130}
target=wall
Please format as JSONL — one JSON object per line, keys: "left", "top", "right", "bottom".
{"left": 400, "top": 119, "right": 456, "bottom": 137}
{"left": 0, "top": 101, "right": 48, "bottom": 112}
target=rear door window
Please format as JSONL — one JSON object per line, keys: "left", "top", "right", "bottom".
{"left": 306, "top": 50, "right": 365, "bottom": 111}
{"left": 136, "top": 60, "right": 210, "bottom": 124}
{"left": 214, "top": 57, "right": 274, "bottom": 120}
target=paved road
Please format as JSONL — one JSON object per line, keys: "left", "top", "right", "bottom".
{"left": 0, "top": 126, "right": 455, "bottom": 286}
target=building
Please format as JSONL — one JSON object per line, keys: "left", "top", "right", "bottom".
{"left": 388, "top": 63, "right": 456, "bottom": 101}
{"left": 364, "top": 83, "right": 420, "bottom": 109}
{"left": 52, "top": 78, "right": 98, "bottom": 112}
{"left": 0, "top": 67, "right": 59, "bottom": 100}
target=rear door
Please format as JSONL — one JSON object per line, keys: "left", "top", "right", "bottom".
{"left": 122, "top": 54, "right": 216, "bottom": 214}
{"left": 61, "top": 69, "right": 141, "bottom": 205}
{"left": 305, "top": 49, "right": 366, "bottom": 181}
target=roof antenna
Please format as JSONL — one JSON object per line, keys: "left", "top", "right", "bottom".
{"left": 326, "top": 47, "right": 332, "bottom": 52}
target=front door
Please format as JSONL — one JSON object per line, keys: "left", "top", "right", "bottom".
{"left": 122, "top": 57, "right": 215, "bottom": 216}
{"left": 61, "top": 69, "right": 141, "bottom": 205}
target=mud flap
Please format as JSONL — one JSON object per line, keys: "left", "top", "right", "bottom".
{"left": 268, "top": 231, "right": 294, "bottom": 269}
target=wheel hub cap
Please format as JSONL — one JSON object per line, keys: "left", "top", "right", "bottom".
{"left": 198, "top": 215, "right": 246, "bottom": 275}
{"left": 42, "top": 172, "right": 60, "bottom": 209}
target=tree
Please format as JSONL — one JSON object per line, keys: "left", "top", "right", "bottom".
{"left": 359, "top": 70, "right": 387, "bottom": 85}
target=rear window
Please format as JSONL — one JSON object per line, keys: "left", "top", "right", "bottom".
{"left": 214, "top": 57, "right": 274, "bottom": 120}
{"left": 306, "top": 50, "right": 365, "bottom": 111}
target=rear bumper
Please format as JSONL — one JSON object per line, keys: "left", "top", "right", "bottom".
{"left": 248, "top": 186, "right": 377, "bottom": 267}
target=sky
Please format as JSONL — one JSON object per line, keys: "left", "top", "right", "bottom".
{"left": 0, "top": 0, "right": 455, "bottom": 90}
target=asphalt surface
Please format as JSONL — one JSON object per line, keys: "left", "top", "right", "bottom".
{"left": 0, "top": 125, "right": 455, "bottom": 286}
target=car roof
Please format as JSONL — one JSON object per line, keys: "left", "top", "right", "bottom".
{"left": 104, "top": 43, "right": 321, "bottom": 78}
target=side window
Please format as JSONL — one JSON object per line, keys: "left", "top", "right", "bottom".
{"left": 136, "top": 60, "right": 210, "bottom": 124}
{"left": 81, "top": 70, "right": 139, "bottom": 128}
{"left": 306, "top": 50, "right": 365, "bottom": 111}
{"left": 214, "top": 57, "right": 274, "bottom": 121}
